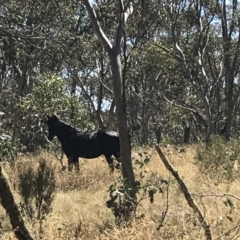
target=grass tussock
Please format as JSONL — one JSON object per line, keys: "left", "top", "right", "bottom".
{"left": 1, "top": 143, "right": 240, "bottom": 239}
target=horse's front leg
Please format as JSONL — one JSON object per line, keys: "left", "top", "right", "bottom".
{"left": 68, "top": 156, "right": 74, "bottom": 172}
{"left": 105, "top": 155, "right": 114, "bottom": 174}
{"left": 113, "top": 153, "right": 121, "bottom": 170}
{"left": 73, "top": 156, "right": 80, "bottom": 172}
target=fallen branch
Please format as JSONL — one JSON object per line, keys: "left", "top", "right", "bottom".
{"left": 192, "top": 191, "right": 240, "bottom": 202}
{"left": 155, "top": 145, "right": 212, "bottom": 240}
{"left": 214, "top": 221, "right": 240, "bottom": 240}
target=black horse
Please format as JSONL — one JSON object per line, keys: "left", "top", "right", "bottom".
{"left": 45, "top": 114, "right": 123, "bottom": 172}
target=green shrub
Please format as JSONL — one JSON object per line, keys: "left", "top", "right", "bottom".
{"left": 0, "top": 111, "right": 17, "bottom": 162}
{"left": 16, "top": 74, "right": 93, "bottom": 152}
{"left": 195, "top": 135, "right": 240, "bottom": 182}
{"left": 18, "top": 158, "right": 56, "bottom": 221}
{"left": 106, "top": 151, "right": 167, "bottom": 227}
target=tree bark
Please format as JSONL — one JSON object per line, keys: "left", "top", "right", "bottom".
{"left": 0, "top": 165, "right": 34, "bottom": 240}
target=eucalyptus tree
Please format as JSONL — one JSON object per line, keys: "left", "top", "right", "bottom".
{"left": 151, "top": 0, "right": 240, "bottom": 142}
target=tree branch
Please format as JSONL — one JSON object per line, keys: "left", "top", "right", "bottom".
{"left": 83, "top": 0, "right": 112, "bottom": 52}
{"left": 106, "top": 99, "right": 115, "bottom": 129}
{"left": 74, "top": 73, "right": 96, "bottom": 112}
{"left": 115, "top": 2, "right": 133, "bottom": 54}
{"left": 163, "top": 95, "right": 207, "bottom": 124}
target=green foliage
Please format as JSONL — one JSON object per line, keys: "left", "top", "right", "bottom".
{"left": 0, "top": 111, "right": 17, "bottom": 161}
{"left": 106, "top": 151, "right": 167, "bottom": 227}
{"left": 195, "top": 136, "right": 240, "bottom": 182}
{"left": 18, "top": 158, "right": 56, "bottom": 222}
{"left": 0, "top": 134, "right": 16, "bottom": 162}
{"left": 16, "top": 74, "right": 93, "bottom": 152}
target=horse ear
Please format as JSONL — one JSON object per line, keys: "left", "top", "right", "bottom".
{"left": 47, "top": 115, "right": 50, "bottom": 119}
{"left": 53, "top": 113, "right": 58, "bottom": 119}
{"left": 41, "top": 116, "right": 48, "bottom": 124}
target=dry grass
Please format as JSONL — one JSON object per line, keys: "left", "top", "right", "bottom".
{"left": 1, "top": 145, "right": 240, "bottom": 240}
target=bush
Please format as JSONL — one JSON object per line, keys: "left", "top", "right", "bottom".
{"left": 16, "top": 74, "right": 93, "bottom": 152}
{"left": 195, "top": 135, "right": 240, "bottom": 182}
{"left": 18, "top": 158, "right": 56, "bottom": 221}
{"left": 0, "top": 111, "right": 17, "bottom": 162}
{"left": 106, "top": 151, "right": 167, "bottom": 227}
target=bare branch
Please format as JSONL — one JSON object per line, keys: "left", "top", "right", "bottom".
{"left": 231, "top": 29, "right": 240, "bottom": 77}
{"left": 83, "top": 0, "right": 112, "bottom": 51}
{"left": 215, "top": 221, "right": 240, "bottom": 240}
{"left": 192, "top": 190, "right": 240, "bottom": 202}
{"left": 106, "top": 99, "right": 115, "bottom": 129}
{"left": 115, "top": 2, "right": 133, "bottom": 54}
{"left": 163, "top": 95, "right": 207, "bottom": 126}
{"left": 74, "top": 74, "right": 96, "bottom": 112}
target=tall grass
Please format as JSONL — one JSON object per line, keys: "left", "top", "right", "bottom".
{"left": 1, "top": 144, "right": 240, "bottom": 239}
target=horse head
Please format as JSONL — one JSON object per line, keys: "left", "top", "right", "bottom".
{"left": 45, "top": 113, "right": 59, "bottom": 141}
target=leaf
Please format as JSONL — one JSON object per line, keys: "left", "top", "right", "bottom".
{"left": 135, "top": 159, "right": 143, "bottom": 168}
{"left": 161, "top": 179, "right": 168, "bottom": 185}
{"left": 223, "top": 198, "right": 235, "bottom": 208}
{"left": 0, "top": 111, "right": 5, "bottom": 116}
{"left": 159, "top": 187, "right": 163, "bottom": 193}
{"left": 144, "top": 156, "right": 151, "bottom": 165}
{"left": 179, "top": 148, "right": 186, "bottom": 153}
{"left": 107, "top": 184, "right": 116, "bottom": 192}
{"left": 226, "top": 198, "right": 235, "bottom": 208}
{"left": 0, "top": 134, "right": 11, "bottom": 140}
{"left": 106, "top": 195, "right": 118, "bottom": 208}
{"left": 173, "top": 146, "right": 178, "bottom": 151}
{"left": 135, "top": 159, "right": 141, "bottom": 164}
{"left": 148, "top": 188, "right": 157, "bottom": 203}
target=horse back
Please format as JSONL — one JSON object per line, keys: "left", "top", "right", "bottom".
{"left": 96, "top": 130, "right": 120, "bottom": 155}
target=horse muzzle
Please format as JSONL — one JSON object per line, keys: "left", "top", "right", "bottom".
{"left": 47, "top": 134, "right": 54, "bottom": 141}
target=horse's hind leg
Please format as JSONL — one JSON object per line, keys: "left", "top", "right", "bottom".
{"left": 113, "top": 153, "right": 121, "bottom": 170}
{"left": 68, "top": 157, "right": 73, "bottom": 171}
{"left": 105, "top": 155, "right": 114, "bottom": 173}
{"left": 113, "top": 153, "right": 121, "bottom": 163}
{"left": 67, "top": 156, "right": 76, "bottom": 172}
{"left": 73, "top": 157, "right": 80, "bottom": 172}
{"left": 68, "top": 156, "right": 79, "bottom": 172}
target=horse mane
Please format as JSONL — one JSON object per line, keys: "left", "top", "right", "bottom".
{"left": 59, "top": 120, "right": 79, "bottom": 135}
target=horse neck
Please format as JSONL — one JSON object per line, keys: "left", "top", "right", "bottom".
{"left": 55, "top": 123, "right": 75, "bottom": 143}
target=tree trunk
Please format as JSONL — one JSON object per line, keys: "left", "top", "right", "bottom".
{"left": 225, "top": 87, "right": 234, "bottom": 140}
{"left": 109, "top": 52, "right": 134, "bottom": 182}
{"left": 83, "top": 0, "right": 135, "bottom": 184}
{"left": 0, "top": 166, "right": 34, "bottom": 240}
{"left": 183, "top": 121, "right": 190, "bottom": 144}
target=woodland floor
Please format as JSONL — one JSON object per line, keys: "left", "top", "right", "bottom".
{"left": 1, "top": 145, "right": 240, "bottom": 240}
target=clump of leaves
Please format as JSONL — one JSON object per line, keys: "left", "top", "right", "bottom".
{"left": 195, "top": 135, "right": 240, "bottom": 182}
{"left": 106, "top": 151, "right": 167, "bottom": 227}
{"left": 0, "top": 111, "right": 17, "bottom": 162}
{"left": 0, "top": 134, "right": 17, "bottom": 162}
{"left": 18, "top": 158, "right": 55, "bottom": 236}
